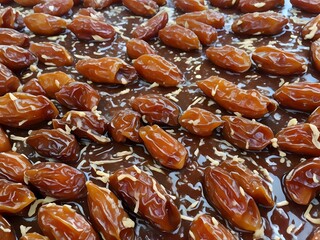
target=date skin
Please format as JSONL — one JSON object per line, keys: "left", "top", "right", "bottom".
{"left": 76, "top": 7, "right": 106, "bottom": 21}
{"left": 302, "top": 14, "right": 320, "bottom": 41}
{"left": 109, "top": 166, "right": 181, "bottom": 232}
{"left": 308, "top": 107, "right": 320, "bottom": 128}
{"left": 0, "top": 45, "right": 36, "bottom": 71}
{"left": 175, "top": 10, "right": 224, "bottom": 28}
{"left": 14, "top": 0, "right": 41, "bottom": 6}
{"left": 133, "top": 54, "right": 184, "bottom": 87}
{"left": 25, "top": 162, "right": 86, "bottom": 200}
{"left": 38, "top": 204, "right": 99, "bottom": 240}
{"left": 0, "top": 28, "right": 29, "bottom": 47}
{"left": 83, "top": 0, "right": 120, "bottom": 9}
{"left": 222, "top": 115, "right": 274, "bottom": 151}
{"left": 274, "top": 82, "right": 320, "bottom": 112}
{"left": 0, "top": 92, "right": 59, "bottom": 128}
{"left": 22, "top": 78, "right": 47, "bottom": 96}
{"left": 20, "top": 233, "right": 49, "bottom": 240}
{"left": 311, "top": 39, "right": 320, "bottom": 72}
{"left": 0, "top": 63, "right": 20, "bottom": 96}
{"left": 175, "top": 0, "right": 207, "bottom": 12}
{"left": 204, "top": 166, "right": 262, "bottom": 232}
{"left": 123, "top": 0, "right": 159, "bottom": 17}
{"left": 0, "top": 179, "right": 36, "bottom": 214}
{"left": 290, "top": 0, "right": 320, "bottom": 13}
{"left": 197, "top": 76, "right": 277, "bottom": 118}
{"left": 0, "top": 215, "right": 15, "bottom": 240}
{"left": 86, "top": 182, "right": 135, "bottom": 240}
{"left": 0, "top": 128, "right": 11, "bottom": 152}
{"left": 206, "top": 45, "right": 251, "bottom": 73}
{"left": 238, "top": 0, "right": 284, "bottom": 12}
{"left": 276, "top": 123, "right": 320, "bottom": 156}
{"left": 285, "top": 157, "right": 320, "bottom": 205}
{"left": 139, "top": 125, "right": 188, "bottom": 170}
{"left": 33, "top": 0, "right": 74, "bottom": 16}
{"left": 126, "top": 38, "right": 156, "bottom": 59}
{"left": 76, "top": 57, "right": 137, "bottom": 84}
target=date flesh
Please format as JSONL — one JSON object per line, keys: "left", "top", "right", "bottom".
{"left": 25, "top": 162, "right": 86, "bottom": 200}
{"left": 33, "top": 0, "right": 73, "bottom": 16}
{"left": 123, "top": 0, "right": 159, "bottom": 17}
{"left": 311, "top": 39, "right": 320, "bottom": 72}
{"left": 175, "top": 0, "right": 207, "bottom": 12}
{"left": 197, "top": 76, "right": 277, "bottom": 118}
{"left": 302, "top": 14, "right": 320, "bottom": 41}
{"left": 139, "top": 125, "right": 187, "bottom": 169}
{"left": 238, "top": 0, "right": 284, "bottom": 12}
{"left": 308, "top": 107, "right": 320, "bottom": 128}
{"left": 0, "top": 215, "right": 15, "bottom": 240}
{"left": 0, "top": 63, "right": 20, "bottom": 96}
{"left": 175, "top": 10, "right": 224, "bottom": 28}
{"left": 0, "top": 45, "right": 36, "bottom": 71}
{"left": 109, "top": 166, "right": 181, "bottom": 232}
{"left": 126, "top": 38, "right": 156, "bottom": 59}
{"left": 22, "top": 78, "right": 46, "bottom": 96}
{"left": 0, "top": 28, "right": 29, "bottom": 47}
{"left": 0, "top": 128, "right": 11, "bottom": 152}
{"left": 290, "top": 0, "right": 320, "bottom": 13}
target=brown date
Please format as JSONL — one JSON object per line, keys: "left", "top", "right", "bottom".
{"left": 76, "top": 7, "right": 106, "bottom": 22}
{"left": 133, "top": 54, "right": 183, "bottom": 87}
{"left": 232, "top": 11, "right": 288, "bottom": 36}
{"left": 175, "top": 10, "right": 225, "bottom": 28}
{"left": 29, "top": 42, "right": 73, "bottom": 67}
{"left": 159, "top": 24, "right": 201, "bottom": 51}
{"left": 24, "top": 13, "right": 67, "bottom": 36}
{"left": 309, "top": 228, "right": 320, "bottom": 240}
{"left": 123, "top": 0, "right": 159, "bottom": 17}
{"left": 68, "top": 15, "right": 116, "bottom": 41}
{"left": 311, "top": 39, "right": 320, "bottom": 72}
{"left": 38, "top": 204, "right": 98, "bottom": 240}
{"left": 130, "top": 93, "right": 180, "bottom": 126}
{"left": 276, "top": 123, "right": 320, "bottom": 156}
{"left": 175, "top": 0, "right": 207, "bottom": 12}
{"left": 55, "top": 82, "right": 101, "bottom": 111}
{"left": 0, "top": 0, "right": 12, "bottom": 3}
{"left": 109, "top": 109, "right": 142, "bottom": 143}
{"left": 109, "top": 166, "right": 181, "bottom": 232}
{"left": 204, "top": 166, "right": 262, "bottom": 231}
{"left": 197, "top": 76, "right": 277, "bottom": 118}
{"left": 252, "top": 46, "right": 307, "bottom": 75}
{"left": 0, "top": 215, "right": 15, "bottom": 240}
{"left": 290, "top": 0, "right": 320, "bottom": 13}
{"left": 220, "top": 159, "right": 274, "bottom": 207}
{"left": 83, "top": 0, "right": 120, "bottom": 9}
{"left": 33, "top": 0, "right": 74, "bottom": 16}
{"left": 273, "top": 82, "right": 320, "bottom": 112}
{"left": 131, "top": 11, "right": 168, "bottom": 41}
{"left": 0, "top": 28, "right": 29, "bottom": 47}
{"left": 27, "top": 129, "right": 80, "bottom": 163}
{"left": 308, "top": 107, "right": 320, "bottom": 128}
{"left": 221, "top": 115, "right": 274, "bottom": 151}
{"left": 139, "top": 125, "right": 187, "bottom": 169}
{"left": 206, "top": 45, "right": 251, "bottom": 73}
{"left": 209, "top": 0, "right": 237, "bottom": 8}
{"left": 0, "top": 151, "right": 32, "bottom": 183}
{"left": 302, "top": 14, "right": 320, "bottom": 41}
{"left": 238, "top": 0, "right": 284, "bottom": 12}
{"left": 0, "top": 127, "right": 11, "bottom": 152}
{"left": 0, "top": 63, "right": 20, "bottom": 96}
{"left": 0, "top": 179, "right": 35, "bottom": 213}
{"left": 189, "top": 214, "right": 236, "bottom": 240}
{"left": 14, "top": 0, "right": 40, "bottom": 6}
{"left": 0, "top": 45, "right": 37, "bottom": 71}
{"left": 76, "top": 57, "right": 137, "bottom": 84}
{"left": 86, "top": 182, "right": 135, "bottom": 240}
{"left": 126, "top": 38, "right": 156, "bottom": 59}
{"left": 0, "top": 92, "right": 59, "bottom": 128}
{"left": 285, "top": 157, "right": 320, "bottom": 205}
{"left": 38, "top": 71, "right": 75, "bottom": 98}
{"left": 179, "top": 107, "right": 223, "bottom": 137}
{"left": 20, "top": 233, "right": 49, "bottom": 240}
{"left": 22, "top": 78, "right": 47, "bottom": 96}
{"left": 25, "top": 162, "right": 86, "bottom": 200}
{"left": 0, "top": 7, "right": 24, "bottom": 30}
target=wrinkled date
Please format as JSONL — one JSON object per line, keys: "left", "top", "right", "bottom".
{"left": 38, "top": 204, "right": 98, "bottom": 240}
{"left": 0, "top": 179, "right": 35, "bottom": 213}
{"left": 25, "top": 162, "right": 86, "bottom": 200}
{"left": 0, "top": 92, "right": 59, "bottom": 128}
{"left": 0, "top": 28, "right": 29, "bottom": 47}
{"left": 76, "top": 57, "right": 137, "bottom": 84}
{"left": 126, "top": 38, "right": 156, "bottom": 59}
{"left": 0, "top": 7, "right": 24, "bottom": 30}
{"left": 13, "top": 0, "right": 41, "bottom": 6}
{"left": 204, "top": 166, "right": 262, "bottom": 231}
{"left": 33, "top": 0, "right": 74, "bottom": 16}
{"left": 131, "top": 93, "right": 180, "bottom": 126}
{"left": 76, "top": 7, "right": 106, "bottom": 21}
{"left": 109, "top": 166, "right": 181, "bottom": 232}
{"left": 237, "top": 0, "right": 284, "bottom": 12}
{"left": 139, "top": 125, "right": 187, "bottom": 169}
{"left": 27, "top": 129, "right": 80, "bottom": 163}
{"left": 83, "top": 0, "right": 120, "bottom": 9}
{"left": 0, "top": 63, "right": 20, "bottom": 96}
{"left": 208, "top": 0, "right": 237, "bottom": 8}
{"left": 86, "top": 182, "right": 135, "bottom": 240}
{"left": 0, "top": 128, "right": 11, "bottom": 152}
{"left": 308, "top": 107, "right": 320, "bottom": 128}
{"left": 197, "top": 76, "right": 277, "bottom": 118}
{"left": 252, "top": 46, "right": 307, "bottom": 75}
{"left": 302, "top": 15, "right": 320, "bottom": 41}
{"left": 206, "top": 45, "right": 251, "bottom": 73}
{"left": 273, "top": 82, "right": 320, "bottom": 112}
{"left": 285, "top": 157, "right": 320, "bottom": 205}
{"left": 109, "top": 109, "right": 142, "bottom": 143}
{"left": 22, "top": 78, "right": 47, "bottom": 96}
{"left": 0, "top": 215, "right": 15, "bottom": 240}
{"left": 175, "top": 9, "right": 224, "bottom": 28}
{"left": 311, "top": 39, "right": 320, "bottom": 72}
{"left": 0, "top": 151, "right": 32, "bottom": 183}
{"left": 221, "top": 115, "right": 274, "bottom": 151}
{"left": 232, "top": 11, "right": 288, "bottom": 36}
{"left": 290, "top": 0, "right": 320, "bottom": 13}
{"left": 123, "top": 0, "right": 159, "bottom": 17}
{"left": 0, "top": 45, "right": 36, "bottom": 71}
{"left": 175, "top": 0, "right": 207, "bottom": 12}
{"left": 20, "top": 232, "right": 49, "bottom": 240}
{"left": 133, "top": 54, "right": 184, "bottom": 87}
{"left": 179, "top": 107, "right": 223, "bottom": 137}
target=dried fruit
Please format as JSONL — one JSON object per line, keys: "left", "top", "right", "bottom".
{"left": 29, "top": 42, "right": 73, "bottom": 67}
{"left": 273, "top": 82, "right": 320, "bottom": 112}
{"left": 0, "top": 128, "right": 11, "bottom": 152}
{"left": 252, "top": 46, "right": 307, "bottom": 75}
{"left": 0, "top": 7, "right": 25, "bottom": 30}
{"left": 25, "top": 162, "right": 86, "bottom": 200}
{"left": 109, "top": 166, "right": 181, "bottom": 232}
{"left": 175, "top": 0, "right": 207, "bottom": 12}
{"left": 20, "top": 233, "right": 49, "bottom": 240}
{"left": 179, "top": 107, "right": 223, "bottom": 136}
{"left": 0, "top": 92, "right": 59, "bottom": 128}
{"left": 22, "top": 78, "right": 46, "bottom": 96}
{"left": 83, "top": 0, "right": 120, "bottom": 9}
{"left": 208, "top": 0, "right": 237, "bottom": 8}
{"left": 131, "top": 94, "right": 180, "bottom": 126}
{"left": 206, "top": 45, "right": 251, "bottom": 73}
{"left": 290, "top": 0, "right": 320, "bottom": 13}
{"left": 86, "top": 182, "right": 135, "bottom": 240}
{"left": 126, "top": 38, "right": 156, "bottom": 59}
{"left": 27, "top": 129, "right": 80, "bottom": 163}
{"left": 308, "top": 107, "right": 320, "bottom": 128}
{"left": 38, "top": 204, "right": 98, "bottom": 240}
{"left": 133, "top": 54, "right": 183, "bottom": 87}
{"left": 175, "top": 10, "right": 225, "bottom": 28}
{"left": 197, "top": 76, "right": 277, "bottom": 118}
{"left": 0, "top": 28, "right": 29, "bottom": 47}
{"left": 14, "top": 0, "right": 41, "bottom": 6}
{"left": 237, "top": 0, "right": 284, "bottom": 12}
{"left": 0, "top": 215, "right": 15, "bottom": 240}
{"left": 204, "top": 166, "right": 262, "bottom": 231}
{"left": 311, "top": 39, "right": 320, "bottom": 72}
{"left": 0, "top": 179, "right": 35, "bottom": 213}
{"left": 123, "top": 0, "right": 159, "bottom": 17}
{"left": 33, "top": 0, "right": 74, "bottom": 16}
{"left": 0, "top": 63, "right": 20, "bottom": 96}
{"left": 76, "top": 7, "right": 106, "bottom": 21}
{"left": 76, "top": 57, "right": 137, "bottom": 84}
{"left": 139, "top": 125, "right": 187, "bottom": 169}
{"left": 285, "top": 157, "right": 320, "bottom": 205}
{"left": 302, "top": 14, "right": 320, "bottom": 41}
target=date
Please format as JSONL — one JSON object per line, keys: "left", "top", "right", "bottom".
{"left": 0, "top": 215, "right": 15, "bottom": 240}
{"left": 22, "top": 78, "right": 47, "bottom": 96}
{"left": 123, "top": 0, "right": 159, "bottom": 17}
{"left": 33, "top": 0, "right": 74, "bottom": 16}
{"left": 0, "top": 63, "right": 20, "bottom": 96}
{"left": 175, "top": 0, "right": 207, "bottom": 12}
{"left": 290, "top": 0, "right": 320, "bottom": 13}
{"left": 20, "top": 233, "right": 49, "bottom": 240}
{"left": 311, "top": 39, "right": 320, "bottom": 72}
{"left": 308, "top": 107, "right": 320, "bottom": 128}
{"left": 0, "top": 127, "right": 11, "bottom": 152}
{"left": 208, "top": 0, "right": 236, "bottom": 8}
{"left": 302, "top": 14, "right": 320, "bottom": 41}
{"left": 14, "top": 0, "right": 41, "bottom": 6}
{"left": 0, "top": 45, "right": 36, "bottom": 71}
{"left": 175, "top": 9, "right": 224, "bottom": 28}
{"left": 76, "top": 7, "right": 106, "bottom": 21}
{"left": 83, "top": 0, "right": 120, "bottom": 9}
{"left": 126, "top": 38, "right": 156, "bottom": 59}
{"left": 237, "top": 0, "right": 284, "bottom": 12}
{"left": 0, "top": 7, "right": 24, "bottom": 30}
{"left": 0, "top": 28, "right": 29, "bottom": 47}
